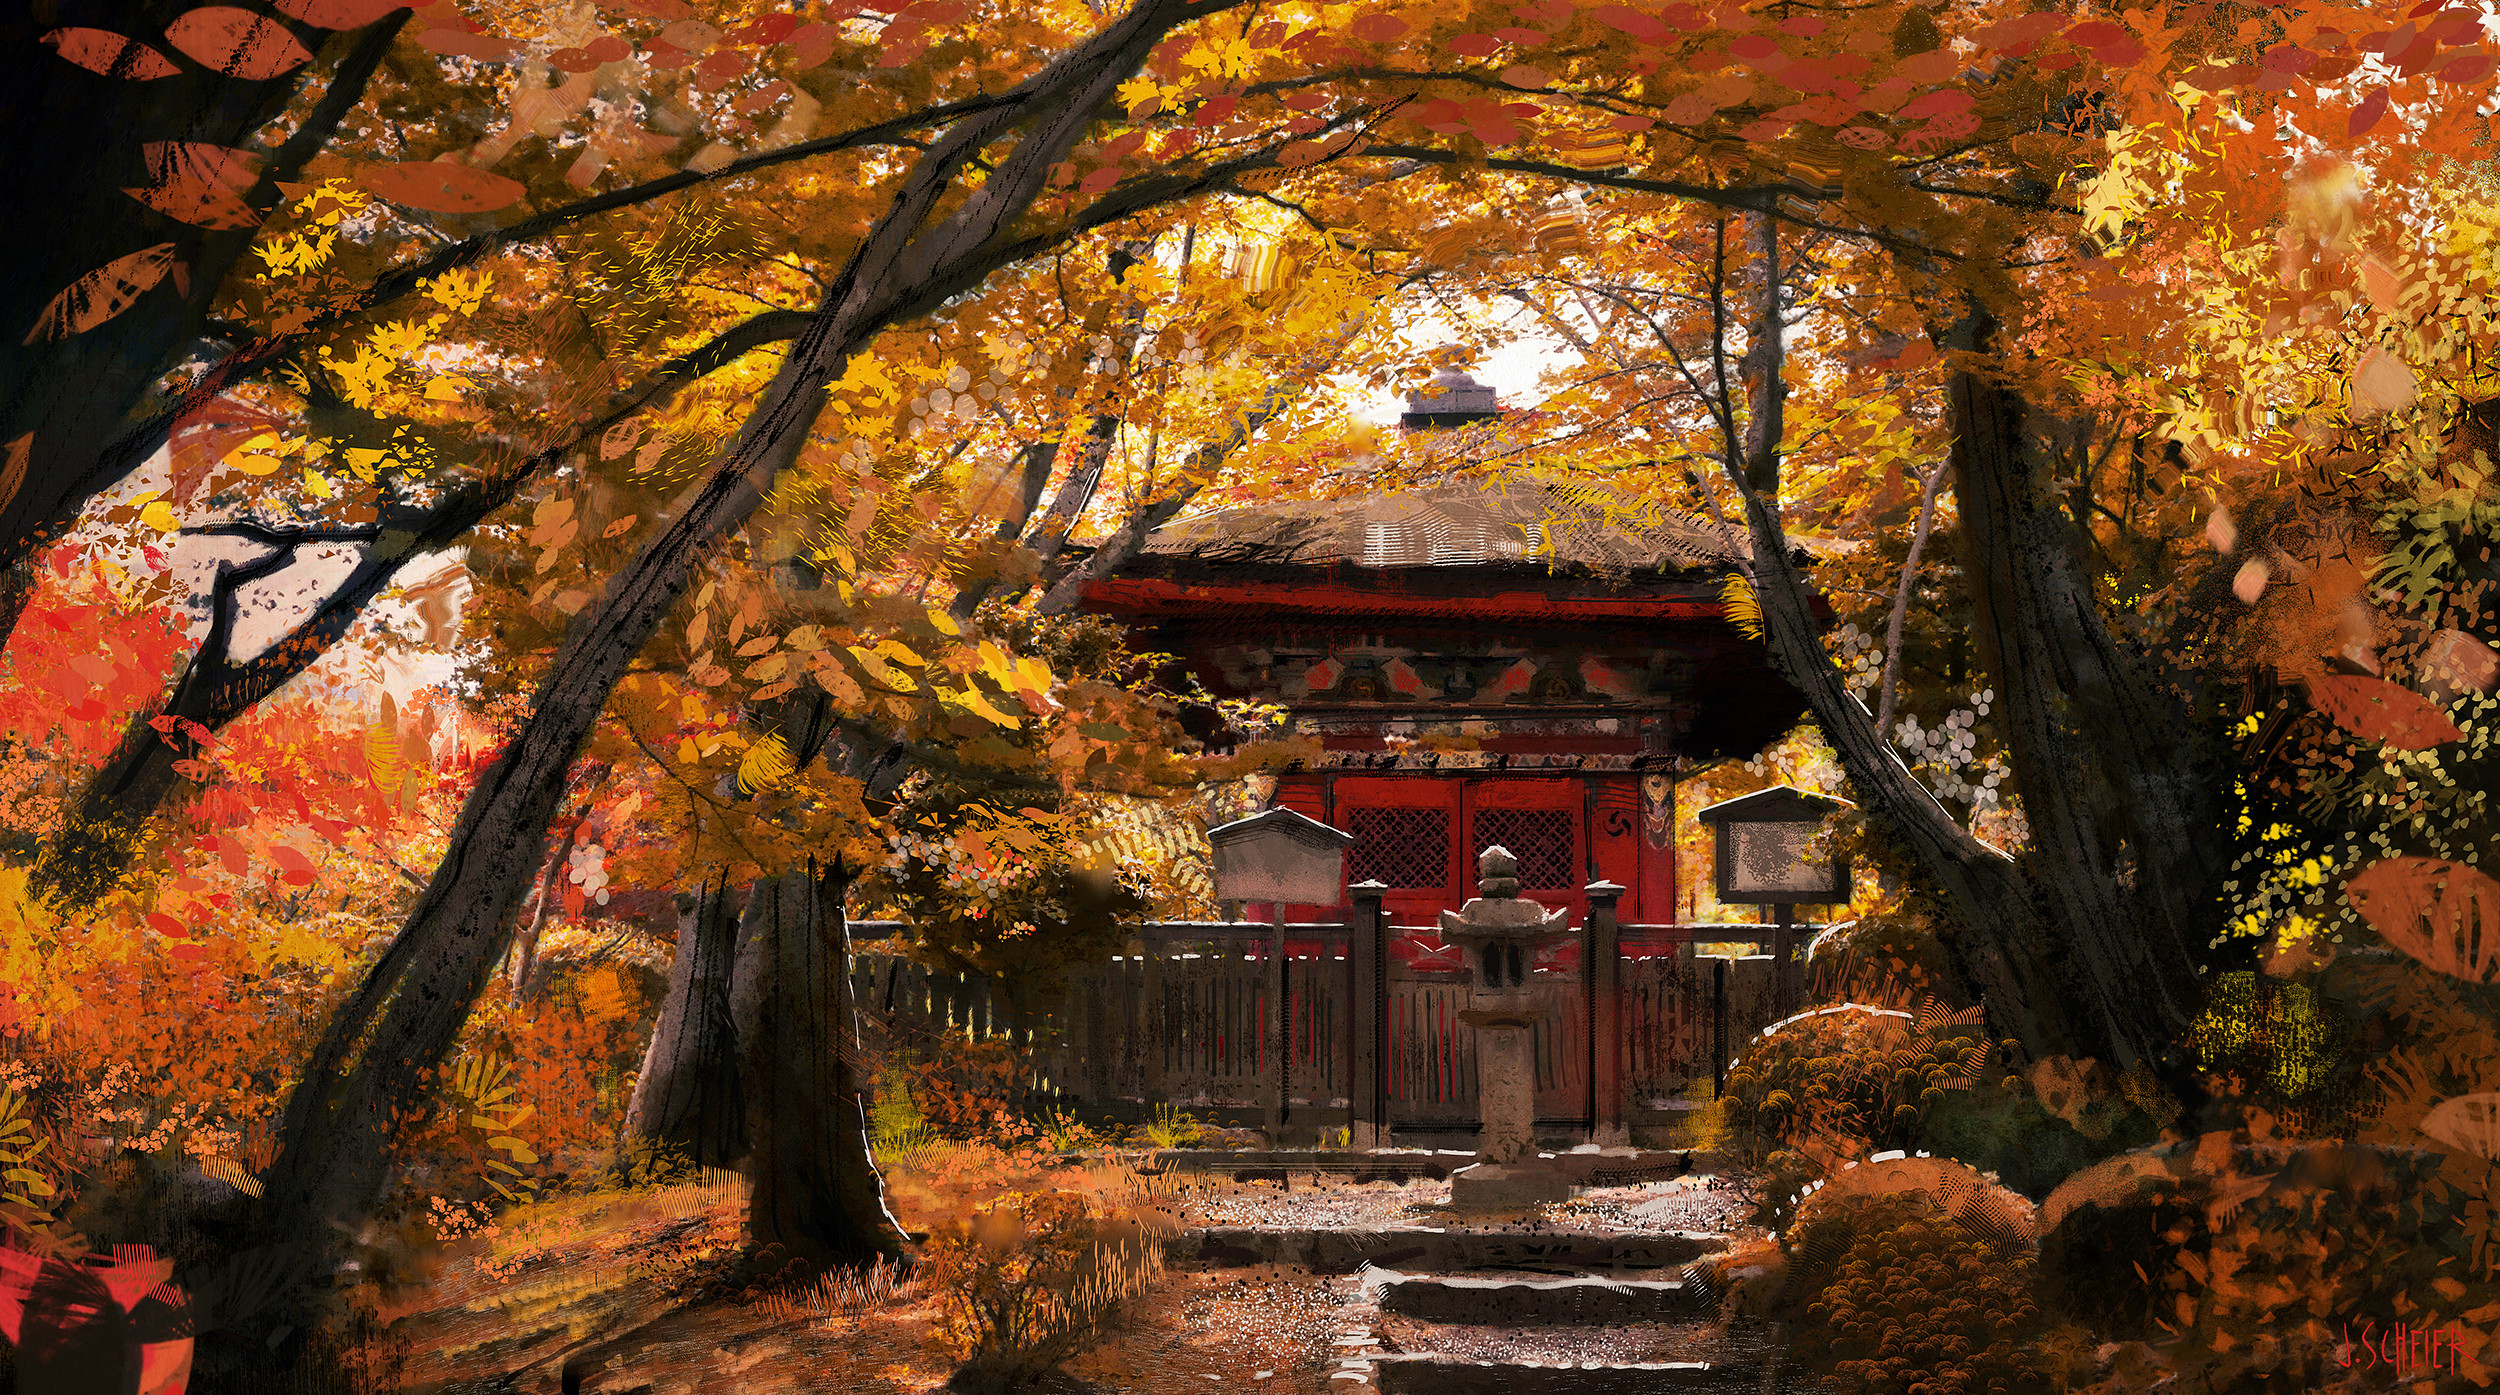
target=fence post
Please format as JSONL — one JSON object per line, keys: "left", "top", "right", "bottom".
{"left": 1348, "top": 881, "right": 1389, "bottom": 1150}
{"left": 1265, "top": 921, "right": 1289, "bottom": 1141}
{"left": 1583, "top": 881, "right": 1627, "bottom": 1147}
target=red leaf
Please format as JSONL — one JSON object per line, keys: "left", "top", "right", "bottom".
{"left": 2310, "top": 673, "right": 2464, "bottom": 749}
{"left": 736, "top": 13, "right": 805, "bottom": 43}
{"left": 2346, "top": 858, "right": 2500, "bottom": 984}
{"left": 122, "top": 141, "right": 265, "bottom": 230}
{"left": 267, "top": 842, "right": 316, "bottom": 884}
{"left": 1077, "top": 166, "right": 1121, "bottom": 194}
{"left": 416, "top": 27, "right": 522, "bottom": 60}
{"left": 1895, "top": 88, "right": 1974, "bottom": 119}
{"left": 2437, "top": 53, "right": 2498, "bottom": 83}
{"left": 363, "top": 161, "right": 527, "bottom": 213}
{"left": 40, "top": 28, "right": 181, "bottom": 79}
{"left": 1586, "top": 4, "right": 1667, "bottom": 41}
{"left": 1349, "top": 13, "right": 1406, "bottom": 42}
{"left": 1448, "top": 32, "right": 1503, "bottom": 56}
{"left": 147, "top": 912, "right": 186, "bottom": 937}
{"left": 2349, "top": 87, "right": 2390, "bottom": 138}
{"left": 548, "top": 45, "right": 604, "bottom": 72}
{"left": 268, "top": 0, "right": 407, "bottom": 27}
{"left": 164, "top": 8, "right": 314, "bottom": 79}
{"left": 1728, "top": 32, "right": 1784, "bottom": 63}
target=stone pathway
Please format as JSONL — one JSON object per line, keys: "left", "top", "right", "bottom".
{"left": 1174, "top": 1159, "right": 1790, "bottom": 1394}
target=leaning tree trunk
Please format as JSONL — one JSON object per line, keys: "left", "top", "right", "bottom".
{"left": 1724, "top": 217, "right": 2078, "bottom": 1065}
{"left": 620, "top": 870, "right": 749, "bottom": 1172}
{"left": 187, "top": 0, "right": 1252, "bottom": 1353}
{"left": 1937, "top": 308, "right": 2225, "bottom": 1084}
{"left": 729, "top": 861, "right": 908, "bottom": 1274}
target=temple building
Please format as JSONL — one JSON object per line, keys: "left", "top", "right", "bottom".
{"left": 1079, "top": 368, "right": 1816, "bottom": 966}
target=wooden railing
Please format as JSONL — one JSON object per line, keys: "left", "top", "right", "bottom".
{"left": 844, "top": 902, "right": 1802, "bottom": 1139}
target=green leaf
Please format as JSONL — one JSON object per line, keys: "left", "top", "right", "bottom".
{"left": 1077, "top": 722, "right": 1131, "bottom": 741}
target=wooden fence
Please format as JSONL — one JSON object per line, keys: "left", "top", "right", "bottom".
{"left": 848, "top": 897, "right": 1792, "bottom": 1140}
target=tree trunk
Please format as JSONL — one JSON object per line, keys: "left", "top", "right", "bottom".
{"left": 1938, "top": 309, "right": 2224, "bottom": 1081}
{"left": 621, "top": 870, "right": 749, "bottom": 1172}
{"left": 198, "top": 0, "right": 1242, "bottom": 1341}
{"left": 730, "top": 862, "right": 908, "bottom": 1274}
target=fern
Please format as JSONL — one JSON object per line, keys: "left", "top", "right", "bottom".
{"left": 0, "top": 1088, "right": 79, "bottom": 1257}
{"left": 198, "top": 1154, "right": 264, "bottom": 1197}
{"left": 452, "top": 1052, "right": 540, "bottom": 1205}
{"left": 1721, "top": 572, "right": 1765, "bottom": 641}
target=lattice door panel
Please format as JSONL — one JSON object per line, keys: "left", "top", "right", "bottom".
{"left": 1345, "top": 807, "right": 1453, "bottom": 890}
{"left": 1472, "top": 807, "right": 1577, "bottom": 888}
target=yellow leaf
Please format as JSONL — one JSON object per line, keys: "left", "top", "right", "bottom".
{"left": 138, "top": 499, "right": 178, "bottom": 532}
{"left": 954, "top": 687, "right": 1024, "bottom": 727}
{"left": 676, "top": 738, "right": 700, "bottom": 763}
{"left": 302, "top": 472, "right": 334, "bottom": 499}
{"left": 737, "top": 731, "right": 793, "bottom": 794}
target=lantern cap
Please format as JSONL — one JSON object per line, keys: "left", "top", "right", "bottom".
{"left": 1695, "top": 785, "right": 1852, "bottom": 825}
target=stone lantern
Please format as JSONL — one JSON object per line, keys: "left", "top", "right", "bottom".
{"left": 1439, "top": 846, "right": 1576, "bottom": 1205}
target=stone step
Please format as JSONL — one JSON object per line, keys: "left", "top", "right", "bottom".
{"left": 1374, "top": 1355, "right": 1759, "bottom": 1393}
{"left": 1375, "top": 1273, "right": 1710, "bottom": 1326}
{"left": 1186, "top": 1226, "right": 1726, "bottom": 1274}
{"left": 1148, "top": 1148, "right": 1696, "bottom": 1187}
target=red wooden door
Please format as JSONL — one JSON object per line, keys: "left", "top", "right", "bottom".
{"left": 1331, "top": 776, "right": 1462, "bottom": 928}
{"left": 1464, "top": 778, "right": 1586, "bottom": 929}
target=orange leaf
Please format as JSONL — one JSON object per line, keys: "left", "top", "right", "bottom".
{"left": 2309, "top": 673, "right": 2462, "bottom": 749}
{"left": 21, "top": 244, "right": 182, "bottom": 345}
{"left": 122, "top": 141, "right": 265, "bottom": 230}
{"left": 40, "top": 28, "right": 181, "bottom": 79}
{"left": 164, "top": 7, "right": 314, "bottom": 79}
{"left": 268, "top": 0, "right": 407, "bottom": 27}
{"left": 363, "top": 161, "right": 527, "bottom": 214}
{"left": 2345, "top": 858, "right": 2500, "bottom": 984}
{"left": 0, "top": 435, "right": 27, "bottom": 515}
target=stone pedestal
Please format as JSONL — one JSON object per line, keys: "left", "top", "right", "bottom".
{"left": 1458, "top": 1005, "right": 1545, "bottom": 1163}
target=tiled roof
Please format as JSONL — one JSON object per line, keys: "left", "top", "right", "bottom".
{"left": 1135, "top": 478, "right": 1751, "bottom": 575}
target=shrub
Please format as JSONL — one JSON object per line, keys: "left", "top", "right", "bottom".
{"left": 1781, "top": 1159, "right": 2070, "bottom": 1395}
{"left": 924, "top": 1183, "right": 1170, "bottom": 1393}
{"left": 1138, "top": 1102, "right": 1202, "bottom": 1150}
{"left": 2038, "top": 1134, "right": 2497, "bottom": 1389}
{"left": 873, "top": 1062, "right": 938, "bottom": 1156}
{"left": 1724, "top": 994, "right": 1992, "bottom": 1164}
{"left": 891, "top": 1034, "right": 1028, "bottom": 1143}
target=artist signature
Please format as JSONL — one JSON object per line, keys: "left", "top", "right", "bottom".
{"left": 2337, "top": 1319, "right": 2477, "bottom": 1373}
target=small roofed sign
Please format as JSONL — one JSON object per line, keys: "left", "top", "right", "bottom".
{"left": 1697, "top": 786, "right": 1853, "bottom": 905}
{"left": 1207, "top": 806, "right": 1358, "bottom": 906}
